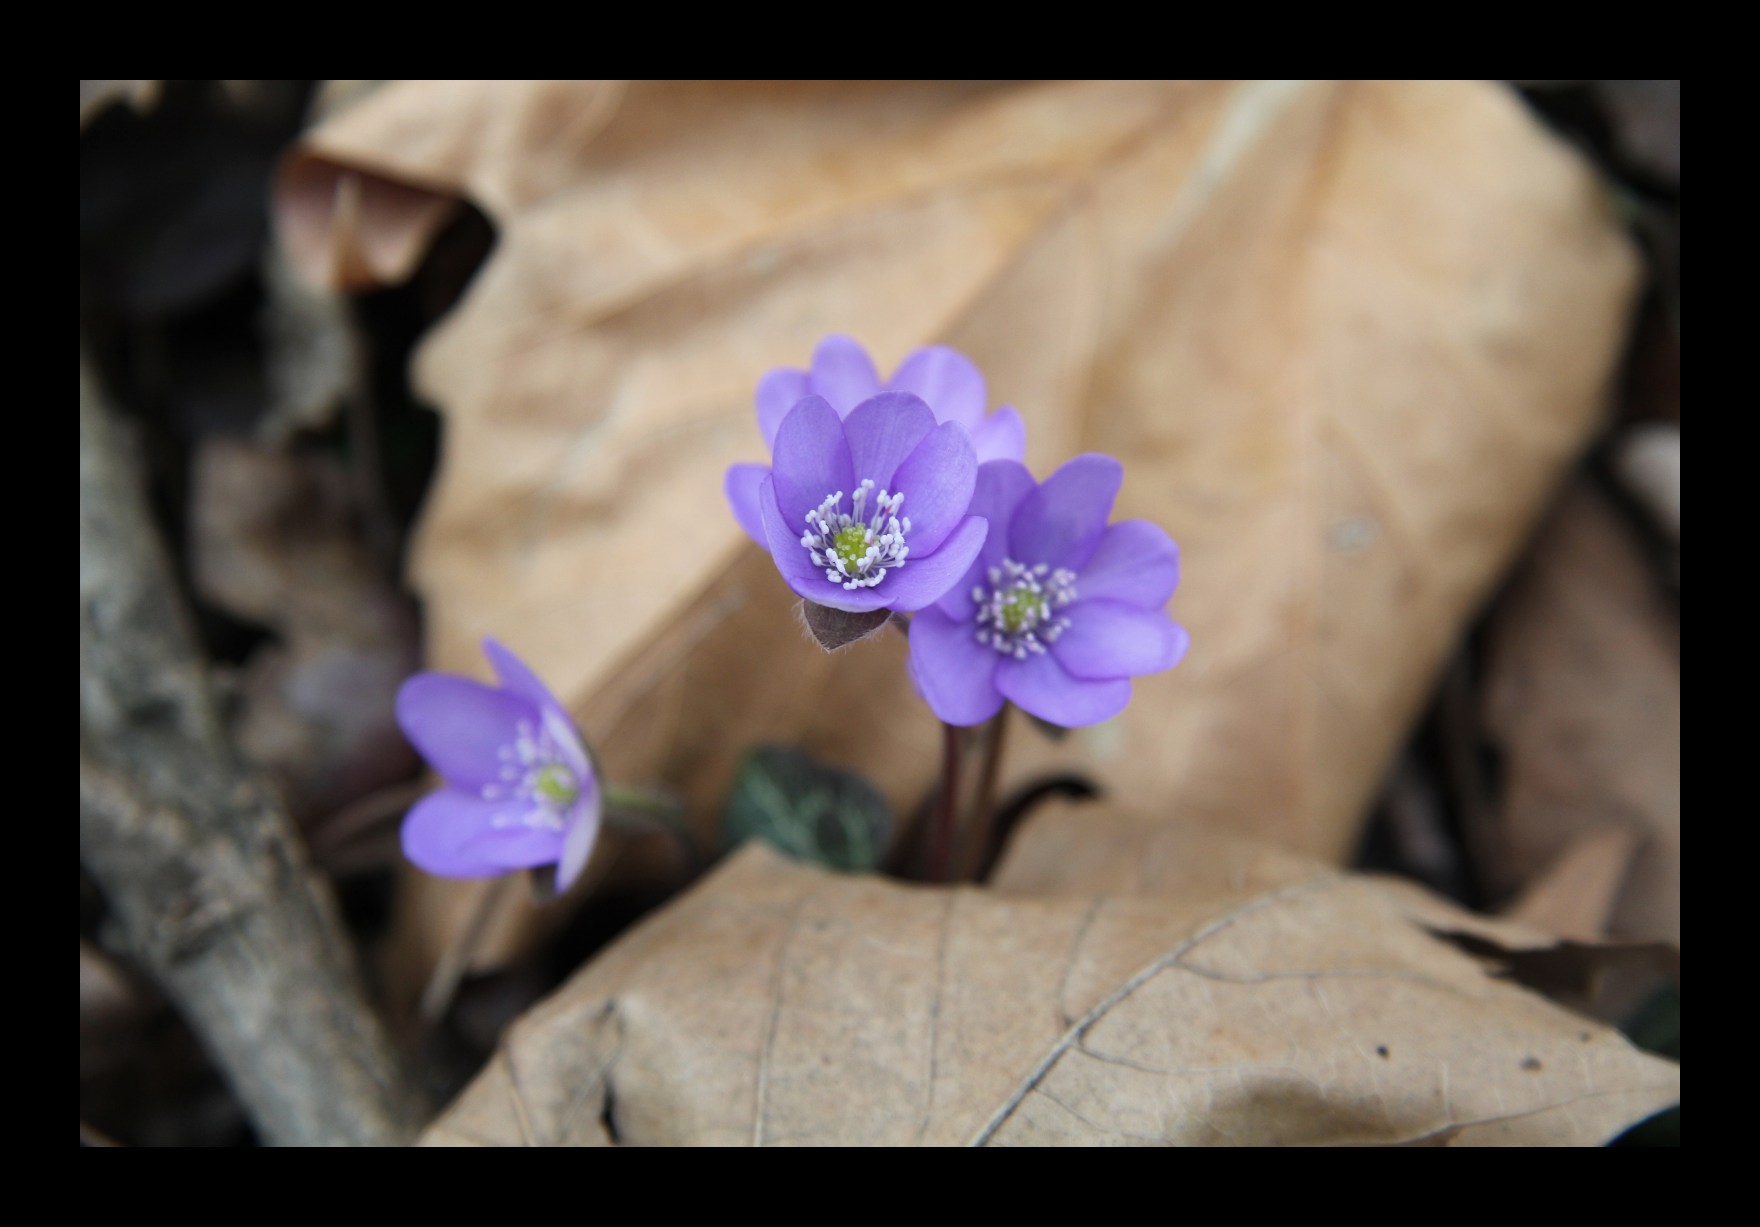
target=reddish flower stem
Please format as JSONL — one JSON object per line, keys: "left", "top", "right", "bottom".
{"left": 959, "top": 703, "right": 1012, "bottom": 880}
{"left": 927, "top": 722, "right": 963, "bottom": 883}
{"left": 418, "top": 873, "right": 517, "bottom": 1025}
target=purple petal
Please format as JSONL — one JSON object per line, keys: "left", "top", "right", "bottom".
{"left": 479, "top": 639, "right": 591, "bottom": 782}
{"left": 890, "top": 420, "right": 976, "bottom": 555}
{"left": 481, "top": 637, "right": 556, "bottom": 710}
{"left": 539, "top": 702, "right": 594, "bottom": 787}
{"left": 396, "top": 674, "right": 537, "bottom": 792}
{"left": 758, "top": 474, "right": 827, "bottom": 589}
{"left": 994, "top": 653, "right": 1132, "bottom": 728}
{"left": 936, "top": 460, "right": 1035, "bottom": 620}
{"left": 887, "top": 346, "right": 985, "bottom": 432}
{"left": 792, "top": 581, "right": 894, "bottom": 614}
{"left": 401, "top": 789, "right": 565, "bottom": 878}
{"left": 1076, "top": 520, "right": 1181, "bottom": 608}
{"left": 555, "top": 789, "right": 602, "bottom": 892}
{"left": 1051, "top": 601, "right": 1189, "bottom": 680}
{"left": 759, "top": 475, "right": 893, "bottom": 613}
{"left": 843, "top": 392, "right": 935, "bottom": 489}
{"left": 969, "top": 406, "right": 1027, "bottom": 463}
{"left": 808, "top": 334, "right": 881, "bottom": 413}
{"left": 1009, "top": 453, "right": 1123, "bottom": 572}
{"left": 770, "top": 395, "right": 854, "bottom": 530}
{"left": 871, "top": 515, "right": 988, "bottom": 612}
{"left": 725, "top": 462, "right": 770, "bottom": 546}
{"left": 907, "top": 606, "right": 1004, "bottom": 726}
{"left": 756, "top": 368, "right": 810, "bottom": 450}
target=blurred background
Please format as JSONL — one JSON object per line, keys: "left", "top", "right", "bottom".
{"left": 79, "top": 81, "right": 1678, "bottom": 1146}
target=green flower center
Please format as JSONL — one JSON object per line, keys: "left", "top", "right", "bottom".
{"left": 997, "top": 588, "right": 1040, "bottom": 634}
{"left": 974, "top": 559, "right": 1079, "bottom": 659}
{"left": 802, "top": 480, "right": 912, "bottom": 592}
{"left": 832, "top": 524, "right": 872, "bottom": 571}
{"left": 533, "top": 762, "right": 579, "bottom": 805}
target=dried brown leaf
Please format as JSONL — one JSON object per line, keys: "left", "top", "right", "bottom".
{"left": 283, "top": 81, "right": 1638, "bottom": 971}
{"left": 997, "top": 803, "right": 1676, "bottom": 1025}
{"left": 1482, "top": 483, "right": 1679, "bottom": 943}
{"left": 1505, "top": 827, "right": 1644, "bottom": 943}
{"left": 421, "top": 821, "right": 1676, "bottom": 1146}
{"left": 276, "top": 159, "right": 460, "bottom": 292}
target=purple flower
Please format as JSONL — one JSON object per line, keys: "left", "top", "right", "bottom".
{"left": 396, "top": 638, "right": 601, "bottom": 890}
{"left": 748, "top": 392, "right": 990, "bottom": 614}
{"left": 726, "top": 335, "right": 1025, "bottom": 547}
{"left": 907, "top": 455, "right": 1189, "bottom": 728}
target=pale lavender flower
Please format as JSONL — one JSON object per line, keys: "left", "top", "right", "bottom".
{"left": 908, "top": 455, "right": 1189, "bottom": 728}
{"left": 396, "top": 638, "right": 601, "bottom": 890}
{"left": 726, "top": 335, "right": 1025, "bottom": 546}
{"left": 750, "top": 392, "right": 988, "bottom": 614}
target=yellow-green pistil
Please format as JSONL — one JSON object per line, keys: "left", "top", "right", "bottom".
{"left": 533, "top": 762, "right": 579, "bottom": 806}
{"left": 974, "top": 559, "right": 1079, "bottom": 659}
{"left": 997, "top": 588, "right": 1043, "bottom": 634}
{"left": 832, "top": 524, "right": 872, "bottom": 571}
{"left": 802, "top": 478, "right": 913, "bottom": 591}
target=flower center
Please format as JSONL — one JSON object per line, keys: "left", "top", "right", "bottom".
{"left": 532, "top": 762, "right": 579, "bottom": 805}
{"left": 832, "top": 524, "right": 872, "bottom": 571}
{"left": 801, "top": 478, "right": 912, "bottom": 590}
{"left": 482, "top": 715, "right": 583, "bottom": 830}
{"left": 973, "top": 559, "right": 1077, "bottom": 658}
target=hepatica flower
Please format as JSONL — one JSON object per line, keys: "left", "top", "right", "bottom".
{"left": 396, "top": 638, "right": 601, "bottom": 891}
{"left": 727, "top": 335, "right": 1025, "bottom": 547}
{"left": 752, "top": 391, "right": 989, "bottom": 613}
{"left": 908, "top": 455, "right": 1189, "bottom": 728}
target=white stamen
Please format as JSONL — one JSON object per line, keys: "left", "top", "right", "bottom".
{"left": 971, "top": 558, "right": 1078, "bottom": 657}
{"left": 481, "top": 709, "right": 588, "bottom": 833}
{"left": 799, "top": 477, "right": 913, "bottom": 590}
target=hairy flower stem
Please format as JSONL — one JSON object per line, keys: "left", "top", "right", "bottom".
{"left": 604, "top": 784, "right": 684, "bottom": 819}
{"left": 604, "top": 785, "right": 702, "bottom": 871}
{"left": 959, "top": 704, "right": 1013, "bottom": 880}
{"left": 419, "top": 873, "right": 517, "bottom": 1025}
{"left": 927, "top": 723, "right": 964, "bottom": 883}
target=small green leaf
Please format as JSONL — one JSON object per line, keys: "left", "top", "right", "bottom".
{"left": 723, "top": 746, "right": 892, "bottom": 872}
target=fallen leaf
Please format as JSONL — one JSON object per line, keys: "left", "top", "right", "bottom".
{"left": 282, "top": 81, "right": 1638, "bottom": 970}
{"left": 420, "top": 816, "right": 1677, "bottom": 1146}
{"left": 277, "top": 156, "right": 461, "bottom": 293}
{"left": 1481, "top": 482, "right": 1679, "bottom": 943}
{"left": 1505, "top": 827, "right": 1644, "bottom": 943}
{"left": 997, "top": 802, "right": 1676, "bottom": 1025}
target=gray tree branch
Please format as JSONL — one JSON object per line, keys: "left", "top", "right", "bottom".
{"left": 79, "top": 354, "right": 424, "bottom": 1145}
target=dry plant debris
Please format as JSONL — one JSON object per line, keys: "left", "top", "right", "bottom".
{"left": 1482, "top": 482, "right": 1680, "bottom": 944}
